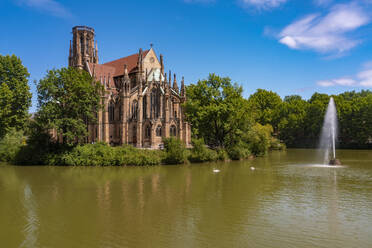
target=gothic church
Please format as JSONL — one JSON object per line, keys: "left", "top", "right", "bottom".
{"left": 68, "top": 26, "right": 191, "bottom": 148}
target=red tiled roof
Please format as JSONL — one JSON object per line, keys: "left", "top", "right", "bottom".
{"left": 87, "top": 50, "right": 150, "bottom": 89}
{"left": 103, "top": 50, "right": 149, "bottom": 77}
{"left": 87, "top": 63, "right": 116, "bottom": 88}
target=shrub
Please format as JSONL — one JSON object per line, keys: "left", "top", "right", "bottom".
{"left": 60, "top": 143, "right": 163, "bottom": 166}
{"left": 226, "top": 144, "right": 251, "bottom": 160}
{"left": 188, "top": 139, "right": 217, "bottom": 162}
{"left": 216, "top": 148, "right": 229, "bottom": 161}
{"left": 163, "top": 137, "right": 187, "bottom": 164}
{"left": 115, "top": 145, "right": 163, "bottom": 166}
{"left": 0, "top": 129, "right": 26, "bottom": 163}
{"left": 246, "top": 123, "right": 273, "bottom": 156}
{"left": 270, "top": 137, "right": 286, "bottom": 151}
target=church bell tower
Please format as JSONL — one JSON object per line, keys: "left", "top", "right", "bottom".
{"left": 69, "top": 26, "right": 98, "bottom": 69}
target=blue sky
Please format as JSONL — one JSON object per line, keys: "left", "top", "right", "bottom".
{"left": 1, "top": 0, "right": 372, "bottom": 112}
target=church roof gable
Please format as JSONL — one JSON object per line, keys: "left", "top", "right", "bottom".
{"left": 102, "top": 50, "right": 150, "bottom": 77}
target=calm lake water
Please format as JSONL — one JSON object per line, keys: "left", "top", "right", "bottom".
{"left": 1, "top": 149, "right": 371, "bottom": 248}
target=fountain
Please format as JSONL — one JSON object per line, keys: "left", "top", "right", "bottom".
{"left": 319, "top": 97, "right": 341, "bottom": 165}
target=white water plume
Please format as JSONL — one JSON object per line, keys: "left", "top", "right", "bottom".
{"left": 319, "top": 97, "right": 338, "bottom": 164}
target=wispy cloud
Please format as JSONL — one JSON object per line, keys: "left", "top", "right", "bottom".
{"left": 278, "top": 2, "right": 369, "bottom": 55}
{"left": 313, "top": 0, "right": 333, "bottom": 7}
{"left": 15, "top": 0, "right": 72, "bottom": 19}
{"left": 317, "top": 62, "right": 372, "bottom": 88}
{"left": 239, "top": 0, "right": 288, "bottom": 10}
{"left": 317, "top": 77, "right": 357, "bottom": 87}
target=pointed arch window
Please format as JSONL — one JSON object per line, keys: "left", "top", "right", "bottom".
{"left": 151, "top": 88, "right": 160, "bottom": 118}
{"left": 170, "top": 125, "right": 177, "bottom": 137}
{"left": 132, "top": 100, "right": 138, "bottom": 119}
{"left": 109, "top": 101, "right": 115, "bottom": 122}
{"left": 156, "top": 125, "right": 162, "bottom": 137}
{"left": 145, "top": 125, "right": 151, "bottom": 138}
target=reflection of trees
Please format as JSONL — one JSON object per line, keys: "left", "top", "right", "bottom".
{"left": 0, "top": 162, "right": 279, "bottom": 247}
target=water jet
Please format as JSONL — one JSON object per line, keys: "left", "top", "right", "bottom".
{"left": 319, "top": 97, "right": 341, "bottom": 165}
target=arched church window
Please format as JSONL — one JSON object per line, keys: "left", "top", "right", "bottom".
{"left": 119, "top": 104, "right": 123, "bottom": 120}
{"left": 170, "top": 125, "right": 177, "bottom": 137}
{"left": 151, "top": 88, "right": 160, "bottom": 119}
{"left": 156, "top": 125, "right": 162, "bottom": 137}
{"left": 80, "top": 36, "right": 84, "bottom": 54}
{"left": 132, "top": 100, "right": 138, "bottom": 119}
{"left": 143, "top": 96, "right": 147, "bottom": 119}
{"left": 145, "top": 125, "right": 151, "bottom": 138}
{"left": 109, "top": 101, "right": 115, "bottom": 122}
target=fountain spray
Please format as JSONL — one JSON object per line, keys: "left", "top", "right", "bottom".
{"left": 319, "top": 97, "right": 341, "bottom": 165}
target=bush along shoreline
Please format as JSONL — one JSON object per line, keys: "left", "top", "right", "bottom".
{"left": 0, "top": 131, "right": 285, "bottom": 166}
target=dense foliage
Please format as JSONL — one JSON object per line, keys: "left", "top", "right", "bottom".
{"left": 184, "top": 74, "right": 281, "bottom": 158}
{"left": 0, "top": 55, "right": 32, "bottom": 138}
{"left": 0, "top": 129, "right": 26, "bottom": 162}
{"left": 36, "top": 67, "right": 103, "bottom": 145}
{"left": 249, "top": 89, "right": 372, "bottom": 148}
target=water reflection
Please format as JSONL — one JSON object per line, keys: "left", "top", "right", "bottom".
{"left": 0, "top": 150, "right": 371, "bottom": 248}
{"left": 20, "top": 184, "right": 39, "bottom": 248}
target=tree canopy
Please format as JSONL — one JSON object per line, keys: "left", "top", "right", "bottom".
{"left": 184, "top": 73, "right": 254, "bottom": 148}
{"left": 0, "top": 55, "right": 32, "bottom": 138}
{"left": 36, "top": 67, "right": 103, "bottom": 145}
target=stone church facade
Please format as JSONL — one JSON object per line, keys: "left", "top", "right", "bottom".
{"left": 68, "top": 26, "right": 191, "bottom": 148}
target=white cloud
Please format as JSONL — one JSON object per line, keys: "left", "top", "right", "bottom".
{"left": 239, "top": 0, "right": 288, "bottom": 10}
{"left": 358, "top": 69, "right": 372, "bottom": 87}
{"left": 279, "top": 3, "right": 369, "bottom": 54}
{"left": 15, "top": 0, "right": 72, "bottom": 18}
{"left": 317, "top": 77, "right": 356, "bottom": 87}
{"left": 317, "top": 63, "right": 372, "bottom": 88}
{"left": 313, "top": 0, "right": 333, "bottom": 7}
{"left": 317, "top": 80, "right": 336, "bottom": 87}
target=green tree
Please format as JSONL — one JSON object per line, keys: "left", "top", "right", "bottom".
{"left": 303, "top": 93, "right": 330, "bottom": 146}
{"left": 184, "top": 73, "right": 253, "bottom": 148}
{"left": 278, "top": 95, "right": 308, "bottom": 147}
{"left": 0, "top": 55, "right": 32, "bottom": 137}
{"left": 248, "top": 89, "right": 282, "bottom": 131}
{"left": 36, "top": 67, "right": 102, "bottom": 145}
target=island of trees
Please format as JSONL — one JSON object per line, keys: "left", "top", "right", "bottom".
{"left": 0, "top": 54, "right": 371, "bottom": 166}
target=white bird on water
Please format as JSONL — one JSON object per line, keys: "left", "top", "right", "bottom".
{"left": 250, "top": 167, "right": 255, "bottom": 171}
{"left": 213, "top": 169, "right": 220, "bottom": 173}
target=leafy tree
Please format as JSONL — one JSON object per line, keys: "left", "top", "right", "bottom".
{"left": 278, "top": 95, "right": 308, "bottom": 146}
{"left": 184, "top": 73, "right": 253, "bottom": 148}
{"left": 248, "top": 89, "right": 282, "bottom": 131}
{"left": 36, "top": 67, "right": 102, "bottom": 145}
{"left": 0, "top": 55, "right": 32, "bottom": 137}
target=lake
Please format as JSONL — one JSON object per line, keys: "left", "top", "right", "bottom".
{"left": 0, "top": 149, "right": 371, "bottom": 248}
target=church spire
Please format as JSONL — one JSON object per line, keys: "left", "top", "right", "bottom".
{"left": 160, "top": 54, "right": 164, "bottom": 75}
{"left": 173, "top": 74, "right": 179, "bottom": 93}
{"left": 137, "top": 48, "right": 144, "bottom": 85}
{"left": 181, "top": 76, "right": 186, "bottom": 98}
{"left": 124, "top": 64, "right": 129, "bottom": 80}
